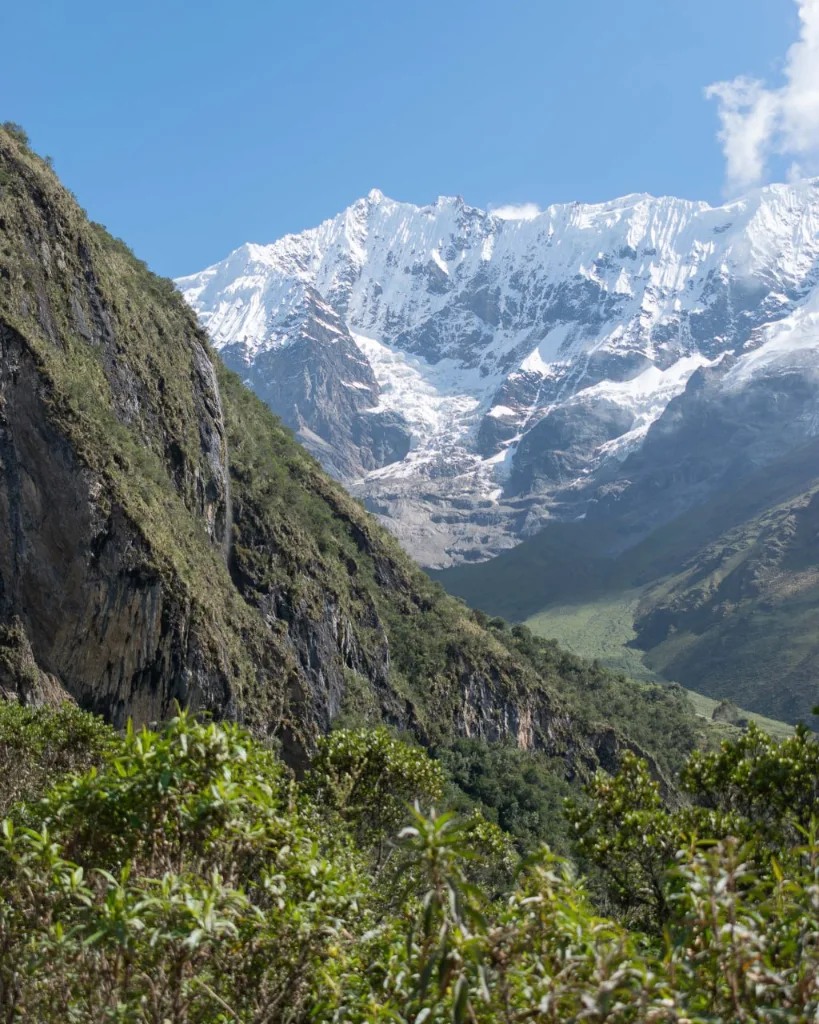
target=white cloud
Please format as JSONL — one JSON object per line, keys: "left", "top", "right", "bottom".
{"left": 489, "top": 202, "right": 543, "bottom": 221}
{"left": 706, "top": 0, "right": 819, "bottom": 192}
{"left": 705, "top": 78, "right": 781, "bottom": 191}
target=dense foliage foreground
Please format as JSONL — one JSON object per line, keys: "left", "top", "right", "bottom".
{"left": 0, "top": 703, "right": 818, "bottom": 1022}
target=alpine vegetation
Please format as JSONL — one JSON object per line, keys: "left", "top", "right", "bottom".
{"left": 1, "top": 703, "right": 818, "bottom": 1022}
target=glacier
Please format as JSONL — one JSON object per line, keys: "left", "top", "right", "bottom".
{"left": 178, "top": 180, "right": 819, "bottom": 566}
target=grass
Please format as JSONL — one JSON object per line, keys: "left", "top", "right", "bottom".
{"left": 526, "top": 590, "right": 656, "bottom": 681}
{"left": 525, "top": 595, "right": 794, "bottom": 739}
{"left": 683, "top": 689, "right": 794, "bottom": 741}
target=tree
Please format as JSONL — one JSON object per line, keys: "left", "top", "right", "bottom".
{"left": 0, "top": 705, "right": 817, "bottom": 1021}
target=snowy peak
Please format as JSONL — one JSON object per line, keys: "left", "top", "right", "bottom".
{"left": 179, "top": 179, "right": 819, "bottom": 566}
{"left": 182, "top": 178, "right": 819, "bottom": 356}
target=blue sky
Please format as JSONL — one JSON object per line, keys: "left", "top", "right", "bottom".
{"left": 1, "top": 0, "right": 801, "bottom": 276}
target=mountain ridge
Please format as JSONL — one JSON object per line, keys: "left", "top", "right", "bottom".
{"left": 179, "top": 179, "right": 819, "bottom": 566}
{"left": 438, "top": 434, "right": 819, "bottom": 723}
{"left": 0, "top": 122, "right": 706, "bottom": 781}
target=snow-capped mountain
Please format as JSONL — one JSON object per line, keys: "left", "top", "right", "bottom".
{"left": 178, "top": 181, "right": 819, "bottom": 566}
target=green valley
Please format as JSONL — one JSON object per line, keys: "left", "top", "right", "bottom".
{"left": 439, "top": 444, "right": 819, "bottom": 725}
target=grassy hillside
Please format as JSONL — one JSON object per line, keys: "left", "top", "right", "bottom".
{"left": 525, "top": 594, "right": 794, "bottom": 740}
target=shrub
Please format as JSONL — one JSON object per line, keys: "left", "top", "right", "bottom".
{"left": 305, "top": 727, "right": 444, "bottom": 858}
{"left": 0, "top": 700, "right": 114, "bottom": 816}
{"left": 0, "top": 706, "right": 817, "bottom": 1021}
{"left": 0, "top": 711, "right": 367, "bottom": 1022}
{"left": 1, "top": 122, "right": 29, "bottom": 147}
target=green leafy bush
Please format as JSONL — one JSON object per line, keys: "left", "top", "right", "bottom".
{"left": 0, "top": 705, "right": 817, "bottom": 1022}
{"left": 306, "top": 726, "right": 445, "bottom": 855}
{"left": 0, "top": 711, "right": 367, "bottom": 1022}
{"left": 0, "top": 700, "right": 114, "bottom": 816}
{"left": 567, "top": 720, "right": 819, "bottom": 933}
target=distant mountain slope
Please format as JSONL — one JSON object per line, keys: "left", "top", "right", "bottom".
{"left": 179, "top": 182, "right": 819, "bottom": 566}
{"left": 438, "top": 437, "right": 819, "bottom": 723}
{"left": 0, "top": 124, "right": 704, "bottom": 780}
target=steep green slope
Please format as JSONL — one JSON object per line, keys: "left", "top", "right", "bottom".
{"left": 632, "top": 483, "right": 819, "bottom": 722}
{"left": 433, "top": 521, "right": 616, "bottom": 623}
{"left": 0, "top": 123, "right": 704, "bottom": 778}
{"left": 438, "top": 441, "right": 819, "bottom": 724}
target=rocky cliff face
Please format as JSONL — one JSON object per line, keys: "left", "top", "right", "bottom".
{"left": 217, "top": 286, "right": 411, "bottom": 479}
{"left": 0, "top": 146, "right": 238, "bottom": 727}
{"left": 0, "top": 125, "right": 683, "bottom": 776}
{"left": 179, "top": 183, "right": 819, "bottom": 566}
